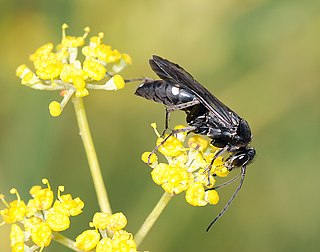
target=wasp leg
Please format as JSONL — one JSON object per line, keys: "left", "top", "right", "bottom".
{"left": 161, "top": 108, "right": 171, "bottom": 137}
{"left": 161, "top": 100, "right": 200, "bottom": 136}
{"left": 148, "top": 126, "right": 197, "bottom": 165}
{"left": 205, "top": 147, "right": 229, "bottom": 185}
{"left": 206, "top": 170, "right": 241, "bottom": 191}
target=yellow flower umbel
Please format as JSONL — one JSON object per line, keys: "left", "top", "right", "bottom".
{"left": 16, "top": 23, "right": 132, "bottom": 117}
{"left": 141, "top": 123, "right": 235, "bottom": 207}
{"left": 75, "top": 212, "right": 137, "bottom": 252}
{"left": 1, "top": 179, "right": 84, "bottom": 252}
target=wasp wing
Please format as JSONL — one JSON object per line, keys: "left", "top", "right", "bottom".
{"left": 149, "top": 55, "right": 239, "bottom": 127}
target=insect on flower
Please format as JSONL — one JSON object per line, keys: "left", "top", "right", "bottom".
{"left": 135, "top": 55, "right": 256, "bottom": 231}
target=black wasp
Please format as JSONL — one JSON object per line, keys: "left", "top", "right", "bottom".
{"left": 135, "top": 55, "right": 256, "bottom": 231}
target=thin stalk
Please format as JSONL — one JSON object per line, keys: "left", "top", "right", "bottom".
{"left": 135, "top": 192, "right": 173, "bottom": 247}
{"left": 53, "top": 232, "right": 81, "bottom": 252}
{"left": 72, "top": 96, "right": 112, "bottom": 214}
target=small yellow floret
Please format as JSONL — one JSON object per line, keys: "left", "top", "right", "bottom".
{"left": 188, "top": 135, "right": 209, "bottom": 151}
{"left": 76, "top": 88, "right": 89, "bottom": 97}
{"left": 30, "top": 222, "right": 52, "bottom": 248}
{"left": 160, "top": 165, "right": 191, "bottom": 194}
{"left": 74, "top": 230, "right": 100, "bottom": 251}
{"left": 151, "top": 163, "right": 170, "bottom": 185}
{"left": 212, "top": 156, "right": 229, "bottom": 177}
{"left": 157, "top": 135, "right": 185, "bottom": 157}
{"left": 10, "top": 224, "right": 24, "bottom": 247}
{"left": 205, "top": 190, "right": 219, "bottom": 205}
{"left": 54, "top": 194, "right": 84, "bottom": 216}
{"left": 16, "top": 64, "right": 28, "bottom": 77}
{"left": 104, "top": 75, "right": 125, "bottom": 90}
{"left": 121, "top": 53, "right": 132, "bottom": 65}
{"left": 46, "top": 212, "right": 70, "bottom": 231}
{"left": 112, "top": 230, "right": 137, "bottom": 251}
{"left": 113, "top": 75, "right": 125, "bottom": 89}
{"left": 83, "top": 59, "right": 106, "bottom": 81}
{"left": 29, "top": 181, "right": 54, "bottom": 210}
{"left": 12, "top": 242, "right": 24, "bottom": 252}
{"left": 106, "top": 212, "right": 127, "bottom": 231}
{"left": 73, "top": 76, "right": 86, "bottom": 89}
{"left": 62, "top": 36, "right": 85, "bottom": 48}
{"left": 141, "top": 152, "right": 158, "bottom": 165}
{"left": 92, "top": 212, "right": 110, "bottom": 229}
{"left": 49, "top": 101, "right": 62, "bottom": 117}
{"left": 185, "top": 182, "right": 207, "bottom": 206}
{"left": 0, "top": 199, "right": 27, "bottom": 224}
{"left": 96, "top": 237, "right": 113, "bottom": 252}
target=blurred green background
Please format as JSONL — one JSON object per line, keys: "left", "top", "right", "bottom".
{"left": 1, "top": 0, "right": 320, "bottom": 251}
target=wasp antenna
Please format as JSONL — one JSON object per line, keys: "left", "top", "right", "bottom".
{"left": 206, "top": 166, "right": 247, "bottom": 232}
{"left": 124, "top": 77, "right": 150, "bottom": 83}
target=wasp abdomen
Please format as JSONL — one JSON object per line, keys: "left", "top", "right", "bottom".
{"left": 135, "top": 80, "right": 196, "bottom": 107}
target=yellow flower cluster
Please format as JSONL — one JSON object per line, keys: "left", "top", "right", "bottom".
{"left": 142, "top": 124, "right": 232, "bottom": 207}
{"left": 75, "top": 212, "right": 137, "bottom": 252}
{"left": 0, "top": 179, "right": 84, "bottom": 252}
{"left": 16, "top": 23, "right": 132, "bottom": 117}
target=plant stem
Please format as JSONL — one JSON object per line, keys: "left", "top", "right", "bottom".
{"left": 135, "top": 192, "right": 173, "bottom": 247}
{"left": 72, "top": 97, "right": 112, "bottom": 214}
{"left": 53, "top": 232, "right": 81, "bottom": 251}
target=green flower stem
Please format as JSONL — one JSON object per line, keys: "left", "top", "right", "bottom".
{"left": 135, "top": 192, "right": 174, "bottom": 247}
{"left": 53, "top": 232, "right": 81, "bottom": 252}
{"left": 72, "top": 96, "right": 112, "bottom": 214}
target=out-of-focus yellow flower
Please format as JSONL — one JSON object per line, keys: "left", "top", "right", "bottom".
{"left": 29, "top": 179, "right": 54, "bottom": 211}
{"left": 30, "top": 222, "right": 52, "bottom": 248}
{"left": 1, "top": 179, "right": 84, "bottom": 251}
{"left": 77, "top": 212, "right": 138, "bottom": 252}
{"left": 17, "top": 23, "right": 132, "bottom": 117}
{"left": 53, "top": 186, "right": 84, "bottom": 216}
{"left": 10, "top": 224, "right": 24, "bottom": 248}
{"left": 0, "top": 189, "right": 27, "bottom": 224}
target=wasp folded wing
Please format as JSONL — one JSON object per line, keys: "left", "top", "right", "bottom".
{"left": 150, "top": 55, "right": 240, "bottom": 127}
